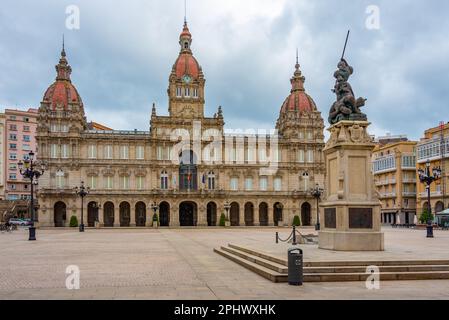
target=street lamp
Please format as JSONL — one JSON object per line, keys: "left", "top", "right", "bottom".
{"left": 74, "top": 181, "right": 90, "bottom": 232}
{"left": 418, "top": 160, "right": 442, "bottom": 238}
{"left": 310, "top": 184, "right": 324, "bottom": 231}
{"left": 224, "top": 201, "right": 231, "bottom": 221}
{"left": 18, "top": 151, "right": 46, "bottom": 241}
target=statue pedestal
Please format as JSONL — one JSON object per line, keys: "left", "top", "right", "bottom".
{"left": 319, "top": 121, "right": 384, "bottom": 251}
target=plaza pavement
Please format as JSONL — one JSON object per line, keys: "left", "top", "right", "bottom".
{"left": 1, "top": 227, "right": 449, "bottom": 300}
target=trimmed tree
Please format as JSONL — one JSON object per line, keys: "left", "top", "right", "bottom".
{"left": 219, "top": 213, "right": 226, "bottom": 227}
{"left": 292, "top": 215, "right": 301, "bottom": 227}
{"left": 419, "top": 208, "right": 435, "bottom": 224}
{"left": 69, "top": 215, "right": 79, "bottom": 228}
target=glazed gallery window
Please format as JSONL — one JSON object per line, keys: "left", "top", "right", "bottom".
{"left": 307, "top": 150, "right": 314, "bottom": 163}
{"left": 207, "top": 171, "right": 215, "bottom": 190}
{"left": 245, "top": 177, "right": 253, "bottom": 191}
{"left": 56, "top": 170, "right": 65, "bottom": 188}
{"left": 136, "top": 176, "right": 145, "bottom": 190}
{"left": 121, "top": 176, "right": 130, "bottom": 189}
{"left": 230, "top": 177, "right": 239, "bottom": 191}
{"left": 176, "top": 87, "right": 182, "bottom": 97}
{"left": 193, "top": 88, "right": 198, "bottom": 98}
{"left": 185, "top": 87, "right": 190, "bottom": 97}
{"left": 88, "top": 145, "right": 97, "bottom": 159}
{"left": 160, "top": 171, "right": 169, "bottom": 190}
{"left": 104, "top": 145, "right": 113, "bottom": 159}
{"left": 50, "top": 144, "right": 58, "bottom": 158}
{"left": 136, "top": 146, "right": 145, "bottom": 160}
{"left": 274, "top": 177, "right": 282, "bottom": 191}
{"left": 120, "top": 146, "right": 129, "bottom": 160}
{"left": 88, "top": 176, "right": 97, "bottom": 189}
{"left": 259, "top": 176, "right": 268, "bottom": 191}
{"left": 61, "top": 144, "right": 69, "bottom": 159}
{"left": 104, "top": 176, "right": 114, "bottom": 190}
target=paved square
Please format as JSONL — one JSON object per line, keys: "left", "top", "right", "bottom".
{"left": 1, "top": 227, "right": 449, "bottom": 300}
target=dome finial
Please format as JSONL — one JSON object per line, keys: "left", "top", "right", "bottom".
{"left": 184, "top": 0, "right": 187, "bottom": 24}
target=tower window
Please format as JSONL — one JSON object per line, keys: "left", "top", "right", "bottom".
{"left": 184, "top": 42, "right": 189, "bottom": 49}
{"left": 185, "top": 87, "right": 190, "bottom": 97}
{"left": 176, "top": 87, "right": 182, "bottom": 97}
{"left": 193, "top": 88, "right": 198, "bottom": 98}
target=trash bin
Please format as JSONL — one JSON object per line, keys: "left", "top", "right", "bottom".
{"left": 288, "top": 247, "right": 303, "bottom": 286}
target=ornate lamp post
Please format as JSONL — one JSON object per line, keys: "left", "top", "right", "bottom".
{"left": 418, "top": 160, "right": 441, "bottom": 238}
{"left": 310, "top": 184, "right": 325, "bottom": 231}
{"left": 74, "top": 181, "right": 90, "bottom": 232}
{"left": 224, "top": 201, "right": 231, "bottom": 221}
{"left": 18, "top": 151, "right": 46, "bottom": 241}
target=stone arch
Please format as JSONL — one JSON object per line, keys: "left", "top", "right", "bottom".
{"left": 273, "top": 202, "right": 283, "bottom": 226}
{"left": 135, "top": 201, "right": 146, "bottom": 227}
{"left": 159, "top": 201, "right": 170, "bottom": 226}
{"left": 244, "top": 202, "right": 254, "bottom": 226}
{"left": 435, "top": 201, "right": 444, "bottom": 214}
{"left": 259, "top": 202, "right": 269, "bottom": 226}
{"left": 301, "top": 202, "right": 312, "bottom": 226}
{"left": 230, "top": 202, "right": 240, "bottom": 226}
{"left": 87, "top": 202, "right": 99, "bottom": 227}
{"left": 103, "top": 202, "right": 114, "bottom": 227}
{"left": 119, "top": 202, "right": 131, "bottom": 227}
{"left": 179, "top": 201, "right": 197, "bottom": 226}
{"left": 207, "top": 202, "right": 217, "bottom": 226}
{"left": 54, "top": 201, "right": 67, "bottom": 227}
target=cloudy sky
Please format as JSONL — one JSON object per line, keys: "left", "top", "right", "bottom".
{"left": 0, "top": 0, "right": 448, "bottom": 140}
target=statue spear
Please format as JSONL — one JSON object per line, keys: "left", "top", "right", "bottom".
{"left": 341, "top": 30, "right": 350, "bottom": 60}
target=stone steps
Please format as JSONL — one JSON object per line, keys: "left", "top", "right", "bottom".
{"left": 214, "top": 244, "right": 449, "bottom": 283}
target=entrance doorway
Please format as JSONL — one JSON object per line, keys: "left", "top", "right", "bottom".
{"left": 160, "top": 202, "right": 170, "bottom": 226}
{"left": 259, "top": 202, "right": 268, "bottom": 226}
{"left": 301, "top": 202, "right": 312, "bottom": 226}
{"left": 207, "top": 202, "right": 217, "bottom": 226}
{"left": 244, "top": 202, "right": 254, "bottom": 226}
{"left": 179, "top": 201, "right": 197, "bottom": 226}
{"left": 103, "top": 202, "right": 114, "bottom": 227}
{"left": 54, "top": 201, "right": 67, "bottom": 227}
{"left": 87, "top": 202, "right": 99, "bottom": 227}
{"left": 135, "top": 202, "right": 146, "bottom": 227}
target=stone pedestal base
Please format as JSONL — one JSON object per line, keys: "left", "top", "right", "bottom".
{"left": 319, "top": 230, "right": 384, "bottom": 251}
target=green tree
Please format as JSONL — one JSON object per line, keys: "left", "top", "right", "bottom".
{"left": 219, "top": 213, "right": 226, "bottom": 227}
{"left": 292, "top": 215, "right": 301, "bottom": 227}
{"left": 419, "top": 208, "right": 435, "bottom": 224}
{"left": 69, "top": 215, "right": 78, "bottom": 228}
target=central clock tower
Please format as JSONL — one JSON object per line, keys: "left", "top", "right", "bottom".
{"left": 168, "top": 21, "right": 205, "bottom": 119}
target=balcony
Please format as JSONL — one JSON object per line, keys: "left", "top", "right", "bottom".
{"left": 402, "top": 192, "right": 417, "bottom": 197}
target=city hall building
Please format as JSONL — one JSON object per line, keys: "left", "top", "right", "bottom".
{"left": 36, "top": 21, "right": 325, "bottom": 228}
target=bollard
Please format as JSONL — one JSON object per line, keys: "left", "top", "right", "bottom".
{"left": 288, "top": 247, "right": 303, "bottom": 286}
{"left": 276, "top": 232, "right": 279, "bottom": 244}
{"left": 292, "top": 226, "right": 297, "bottom": 245}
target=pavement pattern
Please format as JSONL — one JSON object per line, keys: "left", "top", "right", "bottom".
{"left": 1, "top": 227, "right": 449, "bottom": 300}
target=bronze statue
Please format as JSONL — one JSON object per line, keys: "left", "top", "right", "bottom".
{"left": 328, "top": 31, "right": 368, "bottom": 125}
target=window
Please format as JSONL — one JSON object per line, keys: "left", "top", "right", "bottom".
{"left": 136, "top": 146, "right": 145, "bottom": 160}
{"left": 298, "top": 150, "right": 305, "bottom": 163}
{"left": 88, "top": 145, "right": 97, "bottom": 159}
{"left": 61, "top": 124, "right": 69, "bottom": 133}
{"left": 185, "top": 87, "right": 190, "bottom": 97}
{"left": 299, "top": 131, "right": 304, "bottom": 139}
{"left": 50, "top": 123, "right": 58, "bottom": 132}
{"left": 22, "top": 144, "right": 31, "bottom": 151}
{"left": 23, "top": 135, "right": 30, "bottom": 142}
{"left": 274, "top": 177, "right": 282, "bottom": 191}
{"left": 307, "top": 131, "right": 313, "bottom": 140}
{"left": 157, "top": 146, "right": 171, "bottom": 161}
{"left": 104, "top": 176, "right": 113, "bottom": 190}
{"left": 307, "top": 150, "right": 314, "bottom": 163}
{"left": 160, "top": 171, "right": 169, "bottom": 190}
{"left": 302, "top": 172, "right": 309, "bottom": 191}
{"left": 9, "top": 164, "right": 17, "bottom": 170}
{"left": 9, "top": 184, "right": 16, "bottom": 190}
{"left": 245, "top": 178, "right": 253, "bottom": 191}
{"left": 9, "top": 144, "right": 17, "bottom": 149}
{"left": 88, "top": 176, "right": 97, "bottom": 189}
{"left": 61, "top": 144, "right": 69, "bottom": 158}
{"left": 104, "top": 145, "right": 113, "bottom": 159}
{"left": 56, "top": 170, "right": 65, "bottom": 188}
{"left": 193, "top": 88, "right": 198, "bottom": 98}
{"left": 176, "top": 87, "right": 182, "bottom": 97}
{"left": 9, "top": 125, "right": 17, "bottom": 131}
{"left": 259, "top": 176, "right": 268, "bottom": 191}
{"left": 9, "top": 174, "right": 17, "bottom": 180}
{"left": 23, "top": 126, "right": 30, "bottom": 132}
{"left": 246, "top": 146, "right": 256, "bottom": 163}
{"left": 121, "top": 176, "right": 130, "bottom": 189}
{"left": 157, "top": 146, "right": 163, "bottom": 160}
{"left": 136, "top": 176, "right": 144, "bottom": 190}
{"left": 230, "top": 177, "right": 239, "bottom": 191}
{"left": 9, "top": 153, "right": 17, "bottom": 160}
{"left": 207, "top": 171, "right": 215, "bottom": 190}
{"left": 9, "top": 134, "right": 17, "bottom": 141}
{"left": 372, "top": 154, "right": 396, "bottom": 173}
{"left": 401, "top": 155, "right": 416, "bottom": 168}
{"left": 259, "top": 149, "right": 267, "bottom": 162}
{"left": 50, "top": 144, "right": 58, "bottom": 158}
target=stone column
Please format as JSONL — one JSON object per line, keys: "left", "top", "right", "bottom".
{"left": 239, "top": 203, "right": 245, "bottom": 227}
{"left": 254, "top": 204, "right": 260, "bottom": 226}
{"left": 197, "top": 205, "right": 207, "bottom": 227}
{"left": 319, "top": 121, "right": 384, "bottom": 251}
{"left": 114, "top": 204, "right": 120, "bottom": 227}
{"left": 146, "top": 204, "right": 153, "bottom": 227}
{"left": 130, "top": 204, "right": 136, "bottom": 227}
{"left": 171, "top": 205, "right": 180, "bottom": 227}
{"left": 268, "top": 205, "right": 274, "bottom": 226}
{"left": 98, "top": 206, "right": 104, "bottom": 227}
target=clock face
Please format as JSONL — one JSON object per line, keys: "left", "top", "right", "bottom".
{"left": 182, "top": 74, "right": 192, "bottom": 84}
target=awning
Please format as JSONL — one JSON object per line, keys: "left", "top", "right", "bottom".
{"left": 437, "top": 208, "right": 449, "bottom": 215}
